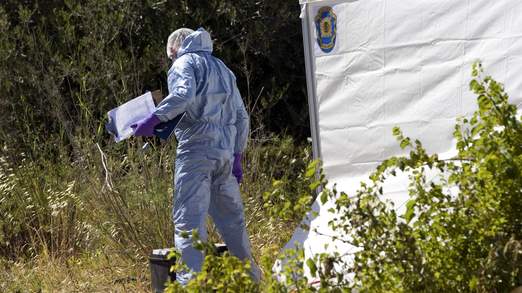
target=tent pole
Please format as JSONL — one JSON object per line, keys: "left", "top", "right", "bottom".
{"left": 301, "top": 3, "right": 322, "bottom": 162}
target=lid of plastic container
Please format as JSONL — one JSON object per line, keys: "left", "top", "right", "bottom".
{"left": 150, "top": 248, "right": 174, "bottom": 259}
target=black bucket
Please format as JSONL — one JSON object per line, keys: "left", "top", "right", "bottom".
{"left": 213, "top": 243, "right": 228, "bottom": 255}
{"left": 149, "top": 244, "right": 228, "bottom": 292}
{"left": 149, "top": 248, "right": 176, "bottom": 293}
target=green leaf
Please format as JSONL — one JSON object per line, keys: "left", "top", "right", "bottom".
{"left": 404, "top": 199, "right": 416, "bottom": 223}
{"left": 272, "top": 180, "right": 283, "bottom": 187}
{"left": 305, "top": 160, "right": 320, "bottom": 178}
{"left": 306, "top": 258, "right": 317, "bottom": 277}
{"left": 469, "top": 276, "right": 478, "bottom": 290}
{"left": 469, "top": 79, "right": 482, "bottom": 93}
{"left": 309, "top": 180, "right": 321, "bottom": 191}
{"left": 392, "top": 126, "right": 401, "bottom": 137}
{"left": 305, "top": 168, "right": 315, "bottom": 178}
{"left": 320, "top": 191, "right": 328, "bottom": 204}
{"left": 400, "top": 138, "right": 411, "bottom": 149}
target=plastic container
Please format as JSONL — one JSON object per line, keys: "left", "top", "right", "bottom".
{"left": 149, "top": 248, "right": 176, "bottom": 293}
{"left": 214, "top": 243, "right": 228, "bottom": 255}
{"left": 149, "top": 244, "right": 228, "bottom": 292}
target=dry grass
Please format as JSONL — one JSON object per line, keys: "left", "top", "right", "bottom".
{"left": 0, "top": 135, "right": 308, "bottom": 292}
{"left": 1, "top": 250, "right": 150, "bottom": 292}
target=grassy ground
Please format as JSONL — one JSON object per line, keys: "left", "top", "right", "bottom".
{"left": 1, "top": 250, "right": 149, "bottom": 292}
{"left": 0, "top": 134, "right": 309, "bottom": 292}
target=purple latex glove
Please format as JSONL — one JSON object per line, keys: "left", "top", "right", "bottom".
{"left": 131, "top": 114, "right": 161, "bottom": 137}
{"left": 232, "top": 153, "right": 243, "bottom": 183}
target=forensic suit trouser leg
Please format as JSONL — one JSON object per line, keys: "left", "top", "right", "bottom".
{"left": 173, "top": 155, "right": 260, "bottom": 285}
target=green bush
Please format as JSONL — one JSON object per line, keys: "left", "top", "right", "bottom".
{"left": 309, "top": 63, "right": 522, "bottom": 292}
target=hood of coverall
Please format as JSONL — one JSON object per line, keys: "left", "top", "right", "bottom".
{"left": 176, "top": 28, "right": 213, "bottom": 58}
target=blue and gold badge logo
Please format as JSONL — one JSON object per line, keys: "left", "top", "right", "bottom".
{"left": 315, "top": 6, "right": 337, "bottom": 53}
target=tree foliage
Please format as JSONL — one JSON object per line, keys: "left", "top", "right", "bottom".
{"left": 0, "top": 0, "right": 306, "bottom": 162}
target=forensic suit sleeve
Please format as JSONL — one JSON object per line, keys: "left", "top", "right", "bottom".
{"left": 233, "top": 84, "right": 250, "bottom": 154}
{"left": 154, "top": 58, "right": 196, "bottom": 122}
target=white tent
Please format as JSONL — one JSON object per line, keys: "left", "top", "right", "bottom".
{"left": 279, "top": 0, "right": 522, "bottom": 282}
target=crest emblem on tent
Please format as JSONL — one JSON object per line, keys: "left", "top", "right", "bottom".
{"left": 315, "top": 6, "right": 337, "bottom": 53}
